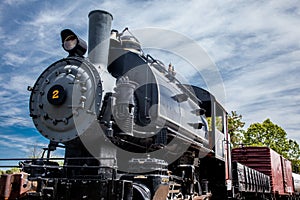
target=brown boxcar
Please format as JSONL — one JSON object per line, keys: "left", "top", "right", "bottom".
{"left": 0, "top": 173, "right": 31, "bottom": 199}
{"left": 232, "top": 147, "right": 294, "bottom": 197}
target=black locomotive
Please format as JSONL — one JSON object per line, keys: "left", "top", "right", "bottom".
{"left": 0, "top": 10, "right": 299, "bottom": 200}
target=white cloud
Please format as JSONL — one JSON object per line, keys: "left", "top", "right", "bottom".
{"left": 0, "top": 75, "right": 34, "bottom": 127}
{"left": 224, "top": 48, "right": 300, "bottom": 143}
{"left": 0, "top": 133, "right": 47, "bottom": 156}
{"left": 3, "top": 52, "right": 27, "bottom": 66}
{"left": 4, "top": 75, "right": 35, "bottom": 94}
{"left": 3, "top": 0, "right": 37, "bottom": 6}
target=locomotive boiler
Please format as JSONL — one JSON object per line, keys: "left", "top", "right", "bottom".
{"left": 1, "top": 9, "right": 300, "bottom": 200}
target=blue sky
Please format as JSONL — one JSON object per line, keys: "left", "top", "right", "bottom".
{"left": 0, "top": 0, "right": 300, "bottom": 162}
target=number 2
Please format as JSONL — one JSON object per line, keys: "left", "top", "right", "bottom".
{"left": 52, "top": 90, "right": 59, "bottom": 99}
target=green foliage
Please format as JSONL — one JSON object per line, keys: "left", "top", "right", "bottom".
{"left": 288, "top": 140, "right": 300, "bottom": 173}
{"left": 228, "top": 111, "right": 245, "bottom": 148}
{"left": 244, "top": 119, "right": 288, "bottom": 156}
{"left": 0, "top": 168, "right": 21, "bottom": 175}
{"left": 207, "top": 116, "right": 224, "bottom": 132}
{"left": 291, "top": 160, "right": 300, "bottom": 173}
{"left": 5, "top": 168, "right": 20, "bottom": 174}
{"left": 287, "top": 139, "right": 300, "bottom": 160}
{"left": 243, "top": 118, "right": 300, "bottom": 172}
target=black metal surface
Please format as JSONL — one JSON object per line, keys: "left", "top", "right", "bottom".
{"left": 232, "top": 161, "right": 271, "bottom": 194}
{"left": 26, "top": 179, "right": 133, "bottom": 200}
{"left": 88, "top": 10, "right": 113, "bottom": 66}
{"left": 29, "top": 57, "right": 103, "bottom": 143}
{"left": 60, "top": 29, "right": 87, "bottom": 56}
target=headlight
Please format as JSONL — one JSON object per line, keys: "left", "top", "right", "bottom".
{"left": 61, "top": 29, "right": 87, "bottom": 56}
{"left": 63, "top": 35, "right": 78, "bottom": 51}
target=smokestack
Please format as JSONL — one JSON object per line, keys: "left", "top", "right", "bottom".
{"left": 88, "top": 10, "right": 113, "bottom": 67}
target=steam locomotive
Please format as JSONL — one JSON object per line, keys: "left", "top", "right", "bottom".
{"left": 0, "top": 10, "right": 299, "bottom": 200}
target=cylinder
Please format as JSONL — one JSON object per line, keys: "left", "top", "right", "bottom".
{"left": 88, "top": 10, "right": 113, "bottom": 67}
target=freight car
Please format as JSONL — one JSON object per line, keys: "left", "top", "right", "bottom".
{"left": 232, "top": 161, "right": 271, "bottom": 199}
{"left": 0, "top": 9, "right": 300, "bottom": 200}
{"left": 232, "top": 147, "right": 296, "bottom": 199}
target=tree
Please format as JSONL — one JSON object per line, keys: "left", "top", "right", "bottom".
{"left": 29, "top": 143, "right": 43, "bottom": 159}
{"left": 292, "top": 160, "right": 300, "bottom": 173}
{"left": 243, "top": 118, "right": 300, "bottom": 172}
{"left": 287, "top": 139, "right": 300, "bottom": 160}
{"left": 287, "top": 139, "right": 300, "bottom": 173}
{"left": 228, "top": 111, "right": 245, "bottom": 148}
{"left": 5, "top": 168, "right": 20, "bottom": 174}
{"left": 243, "top": 119, "right": 289, "bottom": 156}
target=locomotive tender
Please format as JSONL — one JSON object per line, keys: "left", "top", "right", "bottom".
{"left": 0, "top": 10, "right": 300, "bottom": 200}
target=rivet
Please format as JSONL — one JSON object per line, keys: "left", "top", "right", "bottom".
{"left": 43, "top": 113, "right": 48, "bottom": 120}
{"left": 81, "top": 87, "right": 87, "bottom": 93}
{"left": 52, "top": 119, "right": 57, "bottom": 125}
{"left": 63, "top": 118, "right": 68, "bottom": 125}
{"left": 80, "top": 96, "right": 87, "bottom": 102}
{"left": 66, "top": 69, "right": 72, "bottom": 75}
{"left": 76, "top": 73, "right": 82, "bottom": 80}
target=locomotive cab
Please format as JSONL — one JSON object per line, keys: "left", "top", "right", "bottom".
{"left": 186, "top": 85, "right": 232, "bottom": 199}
